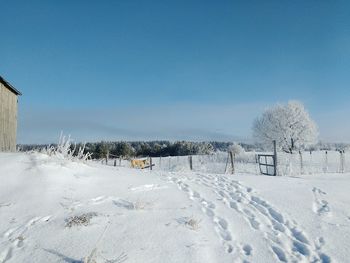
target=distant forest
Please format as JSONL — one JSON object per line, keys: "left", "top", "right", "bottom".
{"left": 18, "top": 141, "right": 257, "bottom": 159}
{"left": 18, "top": 141, "right": 349, "bottom": 159}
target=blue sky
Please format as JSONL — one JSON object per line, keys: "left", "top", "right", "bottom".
{"left": 1, "top": 0, "right": 349, "bottom": 143}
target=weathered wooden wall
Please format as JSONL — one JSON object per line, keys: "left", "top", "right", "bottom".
{"left": 0, "top": 82, "right": 18, "bottom": 152}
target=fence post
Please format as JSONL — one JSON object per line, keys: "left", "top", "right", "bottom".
{"left": 255, "top": 154, "right": 259, "bottom": 175}
{"left": 229, "top": 151, "right": 235, "bottom": 174}
{"left": 224, "top": 152, "right": 229, "bottom": 173}
{"left": 159, "top": 156, "right": 162, "bottom": 170}
{"left": 119, "top": 157, "right": 122, "bottom": 166}
{"left": 114, "top": 159, "right": 117, "bottom": 167}
{"left": 150, "top": 157, "right": 153, "bottom": 171}
{"left": 340, "top": 150, "right": 345, "bottom": 173}
{"left": 299, "top": 150, "right": 303, "bottom": 174}
{"left": 325, "top": 151, "right": 328, "bottom": 173}
{"left": 273, "top": 140, "right": 277, "bottom": 176}
{"left": 189, "top": 155, "right": 193, "bottom": 170}
{"left": 309, "top": 150, "right": 313, "bottom": 174}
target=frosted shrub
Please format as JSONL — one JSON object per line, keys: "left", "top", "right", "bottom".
{"left": 177, "top": 216, "right": 202, "bottom": 231}
{"left": 76, "top": 143, "right": 93, "bottom": 161}
{"left": 185, "top": 217, "right": 201, "bottom": 231}
{"left": 56, "top": 133, "right": 75, "bottom": 158}
{"left": 65, "top": 212, "right": 98, "bottom": 228}
{"left": 42, "top": 132, "right": 92, "bottom": 162}
{"left": 229, "top": 143, "right": 245, "bottom": 156}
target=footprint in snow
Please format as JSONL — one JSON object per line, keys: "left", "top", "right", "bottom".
{"left": 312, "top": 187, "right": 331, "bottom": 216}
{"left": 242, "top": 244, "right": 253, "bottom": 256}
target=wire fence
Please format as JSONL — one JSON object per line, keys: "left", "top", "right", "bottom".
{"left": 277, "top": 151, "right": 347, "bottom": 176}
{"left": 102, "top": 150, "right": 348, "bottom": 176}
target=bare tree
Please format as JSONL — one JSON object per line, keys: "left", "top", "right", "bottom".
{"left": 253, "top": 101, "right": 318, "bottom": 153}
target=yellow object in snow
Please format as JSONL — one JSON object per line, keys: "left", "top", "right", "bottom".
{"left": 131, "top": 159, "right": 149, "bottom": 169}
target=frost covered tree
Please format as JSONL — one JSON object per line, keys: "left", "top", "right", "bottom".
{"left": 253, "top": 101, "right": 318, "bottom": 153}
{"left": 229, "top": 143, "right": 244, "bottom": 155}
{"left": 196, "top": 142, "right": 214, "bottom": 155}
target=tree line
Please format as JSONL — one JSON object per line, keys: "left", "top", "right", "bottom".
{"left": 18, "top": 139, "right": 349, "bottom": 160}
{"left": 19, "top": 141, "right": 255, "bottom": 159}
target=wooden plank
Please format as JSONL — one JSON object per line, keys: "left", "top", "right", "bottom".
{"left": 142, "top": 164, "right": 155, "bottom": 169}
{"left": 0, "top": 83, "right": 18, "bottom": 152}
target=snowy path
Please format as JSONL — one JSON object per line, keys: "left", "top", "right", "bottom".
{"left": 166, "top": 172, "right": 332, "bottom": 263}
{"left": 312, "top": 187, "right": 331, "bottom": 217}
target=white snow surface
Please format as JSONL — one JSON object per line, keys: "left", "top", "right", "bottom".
{"left": 1, "top": 152, "right": 349, "bottom": 263}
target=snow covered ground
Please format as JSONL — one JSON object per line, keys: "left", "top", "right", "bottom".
{"left": 1, "top": 152, "right": 349, "bottom": 263}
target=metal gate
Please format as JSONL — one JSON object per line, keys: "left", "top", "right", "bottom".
{"left": 257, "top": 154, "right": 276, "bottom": 176}
{"left": 257, "top": 140, "right": 278, "bottom": 176}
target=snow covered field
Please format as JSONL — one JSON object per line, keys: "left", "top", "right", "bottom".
{"left": 1, "top": 152, "right": 350, "bottom": 263}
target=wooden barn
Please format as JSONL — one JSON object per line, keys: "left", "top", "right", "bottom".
{"left": 0, "top": 76, "right": 21, "bottom": 152}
